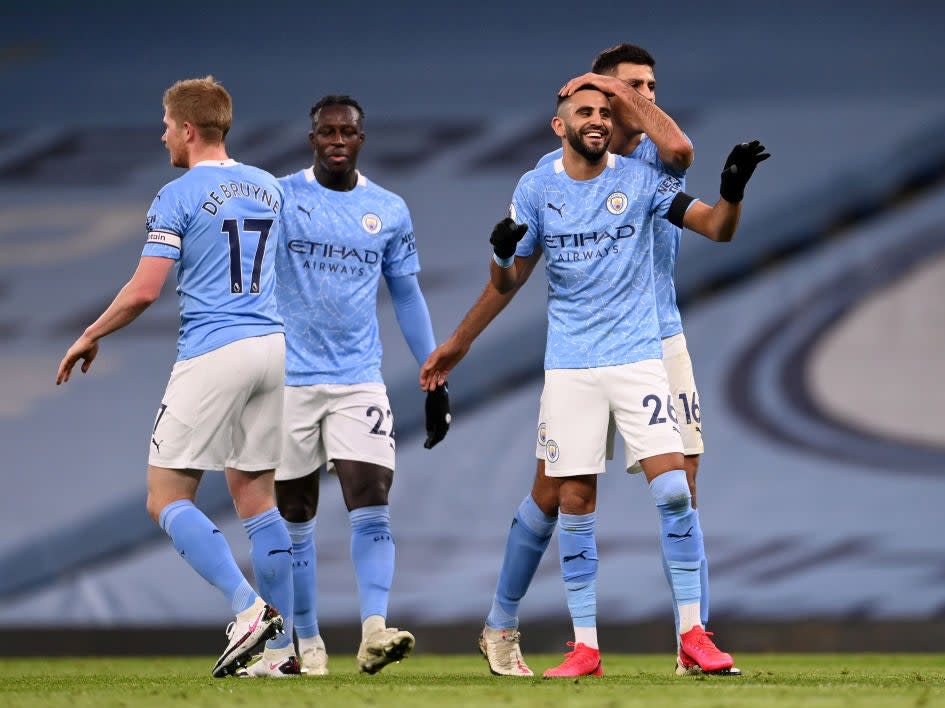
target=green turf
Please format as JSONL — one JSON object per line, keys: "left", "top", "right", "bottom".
{"left": 2, "top": 654, "right": 943, "bottom": 707}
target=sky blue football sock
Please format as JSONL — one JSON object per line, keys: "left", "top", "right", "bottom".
{"left": 487, "top": 495, "right": 557, "bottom": 630}
{"left": 285, "top": 517, "right": 318, "bottom": 639}
{"left": 697, "top": 510, "right": 710, "bottom": 626}
{"left": 242, "top": 507, "right": 294, "bottom": 650}
{"left": 158, "top": 499, "right": 257, "bottom": 615}
{"left": 558, "top": 512, "right": 598, "bottom": 628}
{"left": 350, "top": 505, "right": 394, "bottom": 623}
{"left": 661, "top": 510, "right": 710, "bottom": 638}
{"left": 650, "top": 470, "right": 704, "bottom": 611}
{"left": 660, "top": 551, "right": 681, "bottom": 639}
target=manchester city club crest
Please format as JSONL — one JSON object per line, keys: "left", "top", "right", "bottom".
{"left": 606, "top": 192, "right": 628, "bottom": 215}
{"left": 361, "top": 213, "right": 382, "bottom": 234}
{"left": 546, "top": 438, "right": 560, "bottom": 463}
{"left": 537, "top": 422, "right": 548, "bottom": 446}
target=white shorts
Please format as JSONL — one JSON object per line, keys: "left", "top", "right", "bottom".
{"left": 536, "top": 334, "right": 704, "bottom": 471}
{"left": 536, "top": 360, "right": 684, "bottom": 477}
{"left": 148, "top": 333, "right": 285, "bottom": 471}
{"left": 661, "top": 332, "right": 704, "bottom": 457}
{"left": 275, "top": 383, "right": 396, "bottom": 482}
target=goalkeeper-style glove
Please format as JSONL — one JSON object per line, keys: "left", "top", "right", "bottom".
{"left": 489, "top": 217, "right": 528, "bottom": 259}
{"left": 423, "top": 382, "right": 451, "bottom": 449}
{"left": 719, "top": 140, "right": 770, "bottom": 203}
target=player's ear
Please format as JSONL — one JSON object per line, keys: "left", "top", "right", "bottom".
{"left": 308, "top": 131, "right": 317, "bottom": 148}
{"left": 551, "top": 115, "right": 566, "bottom": 139}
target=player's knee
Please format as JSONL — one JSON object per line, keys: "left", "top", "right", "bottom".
{"left": 146, "top": 493, "right": 190, "bottom": 525}
{"left": 532, "top": 474, "right": 561, "bottom": 516}
{"left": 344, "top": 477, "right": 390, "bottom": 509}
{"left": 274, "top": 475, "right": 318, "bottom": 522}
{"left": 277, "top": 496, "right": 315, "bottom": 523}
{"left": 649, "top": 469, "right": 691, "bottom": 514}
{"left": 145, "top": 494, "right": 163, "bottom": 524}
{"left": 558, "top": 486, "right": 595, "bottom": 516}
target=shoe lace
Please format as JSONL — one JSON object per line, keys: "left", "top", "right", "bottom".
{"left": 493, "top": 631, "right": 527, "bottom": 671}
{"left": 690, "top": 628, "right": 720, "bottom": 651}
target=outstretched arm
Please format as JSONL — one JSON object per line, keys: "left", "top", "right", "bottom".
{"left": 56, "top": 256, "right": 174, "bottom": 384}
{"left": 560, "top": 72, "right": 692, "bottom": 172}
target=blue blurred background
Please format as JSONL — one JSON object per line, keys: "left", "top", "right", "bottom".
{"left": 2, "top": 0, "right": 944, "bottom": 654}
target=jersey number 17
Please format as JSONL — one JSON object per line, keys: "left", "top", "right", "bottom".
{"left": 221, "top": 218, "right": 273, "bottom": 294}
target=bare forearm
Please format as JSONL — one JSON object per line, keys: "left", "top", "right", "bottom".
{"left": 614, "top": 86, "right": 692, "bottom": 170}
{"left": 490, "top": 260, "right": 519, "bottom": 294}
{"left": 451, "top": 281, "right": 516, "bottom": 347}
{"left": 84, "top": 282, "right": 157, "bottom": 341}
{"left": 684, "top": 199, "right": 741, "bottom": 242}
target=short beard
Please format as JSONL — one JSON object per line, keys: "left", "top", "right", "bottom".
{"left": 565, "top": 125, "right": 608, "bottom": 162}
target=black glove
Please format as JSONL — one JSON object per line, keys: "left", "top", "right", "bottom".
{"left": 719, "top": 140, "right": 770, "bottom": 203}
{"left": 489, "top": 217, "right": 528, "bottom": 259}
{"left": 423, "top": 382, "right": 451, "bottom": 449}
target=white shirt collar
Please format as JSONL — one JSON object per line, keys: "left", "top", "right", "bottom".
{"left": 304, "top": 167, "right": 366, "bottom": 187}
{"left": 193, "top": 159, "right": 238, "bottom": 168}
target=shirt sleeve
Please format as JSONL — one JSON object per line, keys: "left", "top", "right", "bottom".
{"left": 386, "top": 273, "right": 436, "bottom": 365}
{"left": 382, "top": 200, "right": 421, "bottom": 278}
{"left": 142, "top": 184, "right": 187, "bottom": 260}
{"left": 650, "top": 171, "right": 696, "bottom": 220}
{"left": 511, "top": 175, "right": 541, "bottom": 258}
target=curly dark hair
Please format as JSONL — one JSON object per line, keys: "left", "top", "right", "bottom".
{"left": 309, "top": 95, "right": 365, "bottom": 123}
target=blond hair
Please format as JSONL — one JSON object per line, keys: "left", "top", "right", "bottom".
{"left": 163, "top": 75, "right": 232, "bottom": 144}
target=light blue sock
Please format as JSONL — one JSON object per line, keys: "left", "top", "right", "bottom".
{"left": 558, "top": 512, "right": 597, "bottom": 628}
{"left": 285, "top": 518, "right": 319, "bottom": 639}
{"left": 660, "top": 552, "right": 681, "bottom": 639}
{"left": 661, "top": 509, "right": 711, "bottom": 638}
{"left": 697, "top": 510, "right": 710, "bottom": 627}
{"left": 650, "top": 470, "right": 704, "bottom": 617}
{"left": 159, "top": 500, "right": 256, "bottom": 615}
{"left": 487, "top": 495, "right": 557, "bottom": 630}
{"left": 350, "top": 505, "right": 394, "bottom": 623}
{"left": 242, "top": 507, "right": 294, "bottom": 650}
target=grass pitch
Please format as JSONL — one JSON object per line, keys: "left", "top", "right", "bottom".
{"left": 2, "top": 654, "right": 943, "bottom": 707}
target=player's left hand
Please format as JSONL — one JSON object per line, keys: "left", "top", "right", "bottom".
{"left": 56, "top": 335, "right": 99, "bottom": 385}
{"left": 719, "top": 140, "right": 770, "bottom": 203}
{"left": 423, "top": 382, "right": 451, "bottom": 449}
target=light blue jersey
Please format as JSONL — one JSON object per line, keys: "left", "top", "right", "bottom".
{"left": 142, "top": 160, "right": 284, "bottom": 361}
{"left": 512, "top": 153, "right": 685, "bottom": 370}
{"left": 537, "top": 135, "right": 686, "bottom": 338}
{"left": 276, "top": 168, "right": 420, "bottom": 385}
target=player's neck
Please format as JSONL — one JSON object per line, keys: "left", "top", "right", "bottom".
{"left": 186, "top": 143, "right": 229, "bottom": 167}
{"left": 561, "top": 150, "right": 607, "bottom": 181}
{"left": 314, "top": 164, "right": 357, "bottom": 191}
{"left": 611, "top": 131, "right": 643, "bottom": 157}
